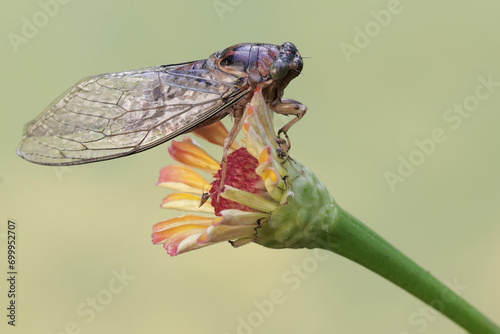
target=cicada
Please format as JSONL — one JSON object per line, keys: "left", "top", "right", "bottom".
{"left": 17, "top": 42, "right": 306, "bottom": 166}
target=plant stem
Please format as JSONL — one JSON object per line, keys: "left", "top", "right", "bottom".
{"left": 260, "top": 159, "right": 498, "bottom": 332}
{"left": 323, "top": 206, "right": 500, "bottom": 333}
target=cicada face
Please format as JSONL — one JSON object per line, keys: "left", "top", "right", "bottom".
{"left": 18, "top": 42, "right": 305, "bottom": 166}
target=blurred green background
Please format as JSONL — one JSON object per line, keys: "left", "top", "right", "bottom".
{"left": 1, "top": 0, "right": 499, "bottom": 333}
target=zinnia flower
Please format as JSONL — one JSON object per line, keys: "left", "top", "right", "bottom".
{"left": 152, "top": 87, "right": 295, "bottom": 256}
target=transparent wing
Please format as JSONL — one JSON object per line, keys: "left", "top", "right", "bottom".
{"left": 18, "top": 62, "right": 250, "bottom": 165}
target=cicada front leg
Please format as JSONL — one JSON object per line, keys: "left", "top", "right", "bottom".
{"left": 215, "top": 112, "right": 247, "bottom": 201}
{"left": 272, "top": 99, "right": 307, "bottom": 151}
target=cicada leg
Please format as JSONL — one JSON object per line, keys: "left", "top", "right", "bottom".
{"left": 215, "top": 112, "right": 247, "bottom": 201}
{"left": 275, "top": 140, "right": 288, "bottom": 160}
{"left": 272, "top": 99, "right": 307, "bottom": 151}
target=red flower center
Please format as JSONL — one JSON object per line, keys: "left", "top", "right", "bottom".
{"left": 210, "top": 148, "right": 267, "bottom": 216}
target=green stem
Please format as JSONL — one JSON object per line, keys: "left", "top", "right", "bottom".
{"left": 324, "top": 206, "right": 500, "bottom": 333}
{"left": 258, "top": 160, "right": 499, "bottom": 333}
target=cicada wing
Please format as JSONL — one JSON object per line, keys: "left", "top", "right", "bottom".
{"left": 18, "top": 63, "right": 249, "bottom": 165}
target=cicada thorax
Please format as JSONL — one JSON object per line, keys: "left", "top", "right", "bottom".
{"left": 212, "top": 43, "right": 281, "bottom": 84}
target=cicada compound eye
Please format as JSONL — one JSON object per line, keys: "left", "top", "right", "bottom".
{"left": 270, "top": 58, "right": 289, "bottom": 80}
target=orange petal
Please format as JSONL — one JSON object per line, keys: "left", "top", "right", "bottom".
{"left": 198, "top": 224, "right": 257, "bottom": 244}
{"left": 167, "top": 230, "right": 209, "bottom": 256}
{"left": 153, "top": 215, "right": 213, "bottom": 233}
{"left": 192, "top": 122, "right": 240, "bottom": 150}
{"left": 255, "top": 146, "right": 274, "bottom": 179}
{"left": 153, "top": 224, "right": 208, "bottom": 244}
{"left": 161, "top": 193, "right": 213, "bottom": 213}
{"left": 246, "top": 105, "right": 255, "bottom": 117}
{"left": 262, "top": 168, "right": 279, "bottom": 184}
{"left": 168, "top": 140, "right": 220, "bottom": 173}
{"left": 243, "top": 122, "right": 250, "bottom": 134}
{"left": 157, "top": 165, "right": 209, "bottom": 193}
{"left": 258, "top": 146, "right": 272, "bottom": 165}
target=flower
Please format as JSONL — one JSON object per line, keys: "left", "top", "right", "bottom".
{"left": 152, "top": 87, "right": 293, "bottom": 256}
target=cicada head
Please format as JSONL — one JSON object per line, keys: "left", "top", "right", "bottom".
{"left": 269, "top": 42, "right": 303, "bottom": 89}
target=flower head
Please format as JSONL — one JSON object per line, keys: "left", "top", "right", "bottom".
{"left": 152, "top": 87, "right": 335, "bottom": 256}
{"left": 152, "top": 88, "right": 295, "bottom": 256}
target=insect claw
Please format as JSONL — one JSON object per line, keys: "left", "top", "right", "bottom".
{"left": 282, "top": 175, "right": 289, "bottom": 188}
{"left": 276, "top": 148, "right": 286, "bottom": 160}
{"left": 276, "top": 137, "right": 290, "bottom": 160}
{"left": 277, "top": 128, "right": 292, "bottom": 151}
{"left": 199, "top": 192, "right": 210, "bottom": 207}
